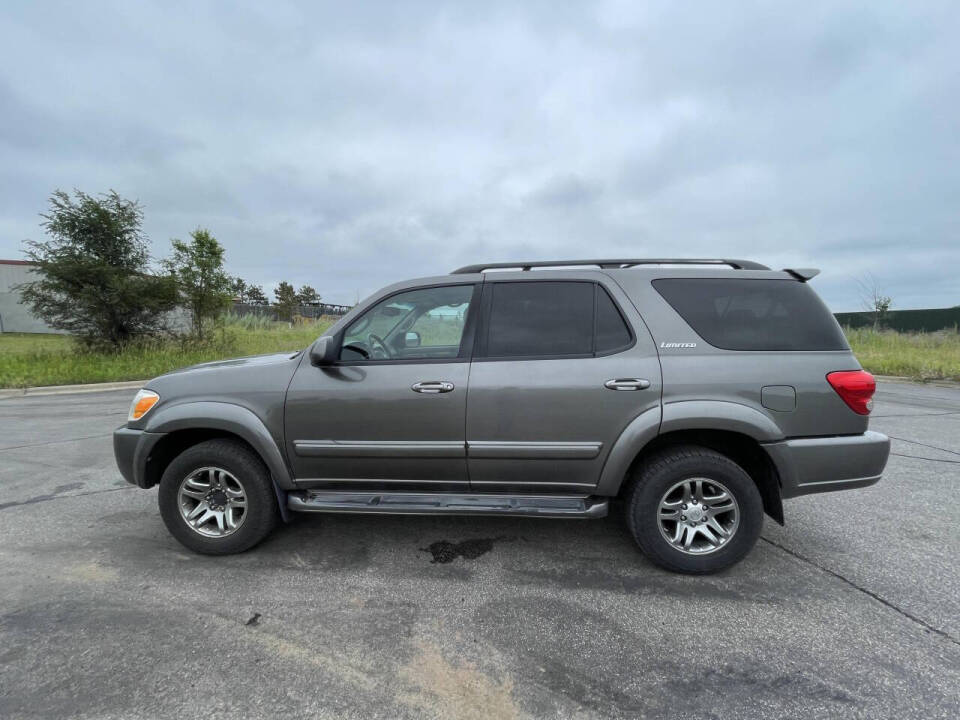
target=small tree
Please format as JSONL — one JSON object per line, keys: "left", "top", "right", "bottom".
{"left": 231, "top": 276, "right": 248, "bottom": 303}
{"left": 858, "top": 273, "right": 893, "bottom": 331}
{"left": 273, "top": 281, "right": 298, "bottom": 321}
{"left": 295, "top": 284, "right": 319, "bottom": 305}
{"left": 246, "top": 284, "right": 268, "bottom": 305}
{"left": 163, "top": 228, "right": 233, "bottom": 337}
{"left": 18, "top": 189, "right": 177, "bottom": 348}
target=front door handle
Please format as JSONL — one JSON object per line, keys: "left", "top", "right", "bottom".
{"left": 604, "top": 378, "right": 651, "bottom": 391}
{"left": 412, "top": 381, "right": 455, "bottom": 394}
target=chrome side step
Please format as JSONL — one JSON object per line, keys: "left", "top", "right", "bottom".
{"left": 287, "top": 491, "right": 608, "bottom": 518}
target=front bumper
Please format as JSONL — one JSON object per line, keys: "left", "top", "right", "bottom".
{"left": 764, "top": 430, "right": 891, "bottom": 499}
{"left": 113, "top": 426, "right": 166, "bottom": 488}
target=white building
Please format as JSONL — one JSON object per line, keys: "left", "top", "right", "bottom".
{"left": 0, "top": 260, "right": 56, "bottom": 333}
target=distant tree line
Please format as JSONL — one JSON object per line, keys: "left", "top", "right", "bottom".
{"left": 19, "top": 189, "right": 330, "bottom": 348}
{"left": 230, "top": 276, "right": 323, "bottom": 322}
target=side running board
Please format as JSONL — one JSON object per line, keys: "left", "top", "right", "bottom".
{"left": 287, "top": 491, "right": 608, "bottom": 519}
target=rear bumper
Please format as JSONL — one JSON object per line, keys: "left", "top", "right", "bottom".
{"left": 764, "top": 430, "right": 890, "bottom": 499}
{"left": 113, "top": 426, "right": 166, "bottom": 488}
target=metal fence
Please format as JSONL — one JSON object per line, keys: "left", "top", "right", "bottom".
{"left": 834, "top": 307, "right": 960, "bottom": 333}
{"left": 231, "top": 302, "right": 352, "bottom": 321}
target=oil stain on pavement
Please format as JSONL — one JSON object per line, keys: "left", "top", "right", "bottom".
{"left": 420, "top": 536, "right": 515, "bottom": 563}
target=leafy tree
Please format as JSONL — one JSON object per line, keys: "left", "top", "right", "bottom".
{"left": 163, "top": 228, "right": 233, "bottom": 337}
{"left": 295, "top": 284, "right": 319, "bottom": 305}
{"left": 231, "top": 276, "right": 248, "bottom": 303}
{"left": 246, "top": 284, "right": 268, "bottom": 305}
{"left": 18, "top": 189, "right": 177, "bottom": 348}
{"left": 273, "top": 281, "right": 298, "bottom": 320}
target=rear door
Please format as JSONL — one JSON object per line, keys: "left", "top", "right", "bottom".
{"left": 465, "top": 275, "right": 662, "bottom": 492}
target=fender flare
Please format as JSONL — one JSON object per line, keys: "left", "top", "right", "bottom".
{"left": 144, "top": 401, "right": 295, "bottom": 496}
{"left": 596, "top": 400, "right": 784, "bottom": 496}
{"left": 596, "top": 406, "right": 662, "bottom": 495}
{"left": 659, "top": 400, "right": 784, "bottom": 442}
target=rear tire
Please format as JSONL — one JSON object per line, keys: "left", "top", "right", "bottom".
{"left": 625, "top": 445, "right": 763, "bottom": 574}
{"left": 158, "top": 439, "right": 279, "bottom": 555}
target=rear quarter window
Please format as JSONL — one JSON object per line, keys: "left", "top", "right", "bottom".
{"left": 652, "top": 278, "right": 848, "bottom": 351}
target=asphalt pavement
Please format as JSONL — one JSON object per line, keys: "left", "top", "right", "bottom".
{"left": 0, "top": 381, "right": 958, "bottom": 719}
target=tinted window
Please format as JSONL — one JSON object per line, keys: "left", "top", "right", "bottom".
{"left": 341, "top": 284, "right": 474, "bottom": 361}
{"left": 653, "top": 278, "right": 848, "bottom": 351}
{"left": 486, "top": 282, "right": 594, "bottom": 357}
{"left": 595, "top": 286, "right": 632, "bottom": 352}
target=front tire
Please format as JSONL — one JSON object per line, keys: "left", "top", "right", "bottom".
{"left": 158, "top": 439, "right": 279, "bottom": 555}
{"left": 625, "top": 445, "right": 763, "bottom": 574}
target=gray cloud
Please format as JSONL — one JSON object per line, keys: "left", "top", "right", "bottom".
{"left": 0, "top": 0, "right": 957, "bottom": 310}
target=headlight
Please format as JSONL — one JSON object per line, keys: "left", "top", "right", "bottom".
{"left": 129, "top": 389, "right": 160, "bottom": 421}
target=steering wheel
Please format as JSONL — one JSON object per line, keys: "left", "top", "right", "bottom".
{"left": 367, "top": 333, "right": 392, "bottom": 360}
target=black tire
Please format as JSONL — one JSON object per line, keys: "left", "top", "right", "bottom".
{"left": 158, "top": 439, "right": 279, "bottom": 555}
{"left": 625, "top": 444, "right": 763, "bottom": 574}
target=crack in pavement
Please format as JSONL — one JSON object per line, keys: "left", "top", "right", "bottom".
{"left": 760, "top": 537, "right": 959, "bottom": 648}
{"left": 0, "top": 432, "right": 113, "bottom": 453}
{"left": 871, "top": 411, "right": 960, "bottom": 418}
{"left": 0, "top": 486, "right": 133, "bottom": 511}
{"left": 888, "top": 436, "right": 960, "bottom": 457}
{"left": 890, "top": 452, "right": 960, "bottom": 465}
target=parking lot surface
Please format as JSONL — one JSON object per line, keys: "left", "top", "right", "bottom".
{"left": 1, "top": 381, "right": 958, "bottom": 719}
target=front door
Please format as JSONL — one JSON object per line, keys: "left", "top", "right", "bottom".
{"left": 466, "top": 277, "right": 662, "bottom": 492}
{"left": 285, "top": 283, "right": 479, "bottom": 489}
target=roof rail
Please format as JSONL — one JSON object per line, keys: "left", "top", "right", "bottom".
{"left": 451, "top": 258, "right": 770, "bottom": 274}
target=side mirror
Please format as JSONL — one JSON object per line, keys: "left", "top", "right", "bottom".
{"left": 309, "top": 336, "right": 339, "bottom": 366}
{"left": 404, "top": 331, "right": 421, "bottom": 349}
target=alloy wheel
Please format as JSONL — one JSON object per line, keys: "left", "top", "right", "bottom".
{"left": 657, "top": 477, "right": 740, "bottom": 555}
{"left": 177, "top": 467, "right": 248, "bottom": 538}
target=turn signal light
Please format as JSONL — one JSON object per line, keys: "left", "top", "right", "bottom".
{"left": 129, "top": 389, "right": 160, "bottom": 421}
{"left": 826, "top": 370, "right": 876, "bottom": 415}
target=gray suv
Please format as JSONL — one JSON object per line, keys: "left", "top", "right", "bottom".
{"left": 114, "top": 258, "right": 890, "bottom": 573}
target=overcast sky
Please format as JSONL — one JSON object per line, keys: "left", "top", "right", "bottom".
{"left": 1, "top": 1, "right": 957, "bottom": 310}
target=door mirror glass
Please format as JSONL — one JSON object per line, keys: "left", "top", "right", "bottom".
{"left": 309, "top": 336, "right": 339, "bottom": 366}
{"left": 404, "top": 331, "right": 422, "bottom": 348}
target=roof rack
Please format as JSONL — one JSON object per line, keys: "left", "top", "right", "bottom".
{"left": 451, "top": 258, "right": 770, "bottom": 274}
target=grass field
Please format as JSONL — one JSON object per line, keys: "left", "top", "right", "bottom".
{"left": 1, "top": 323, "right": 958, "bottom": 388}
{"left": 844, "top": 327, "right": 960, "bottom": 381}
{"left": 0, "top": 318, "right": 333, "bottom": 389}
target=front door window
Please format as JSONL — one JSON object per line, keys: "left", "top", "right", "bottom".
{"left": 340, "top": 284, "right": 475, "bottom": 361}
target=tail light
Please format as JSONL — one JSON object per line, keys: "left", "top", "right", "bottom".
{"left": 826, "top": 370, "right": 876, "bottom": 415}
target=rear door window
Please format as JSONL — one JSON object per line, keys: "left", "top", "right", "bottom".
{"left": 482, "top": 281, "right": 633, "bottom": 358}
{"left": 653, "top": 278, "right": 848, "bottom": 351}
{"left": 595, "top": 285, "right": 633, "bottom": 353}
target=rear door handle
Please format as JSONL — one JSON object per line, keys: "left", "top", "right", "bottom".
{"left": 412, "top": 381, "right": 455, "bottom": 394}
{"left": 604, "top": 378, "right": 651, "bottom": 391}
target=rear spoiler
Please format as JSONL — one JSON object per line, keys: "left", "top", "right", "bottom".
{"left": 782, "top": 268, "right": 820, "bottom": 282}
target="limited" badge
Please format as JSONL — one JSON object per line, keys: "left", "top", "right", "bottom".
{"left": 659, "top": 342, "right": 697, "bottom": 348}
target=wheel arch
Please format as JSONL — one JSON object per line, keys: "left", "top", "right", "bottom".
{"left": 141, "top": 402, "right": 293, "bottom": 520}
{"left": 598, "top": 403, "right": 785, "bottom": 525}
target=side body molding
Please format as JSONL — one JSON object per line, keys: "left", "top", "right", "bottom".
{"left": 144, "top": 401, "right": 295, "bottom": 490}
{"left": 596, "top": 406, "right": 662, "bottom": 495}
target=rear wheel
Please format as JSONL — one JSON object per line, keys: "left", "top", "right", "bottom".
{"left": 625, "top": 445, "right": 763, "bottom": 574}
{"left": 158, "top": 439, "right": 279, "bottom": 554}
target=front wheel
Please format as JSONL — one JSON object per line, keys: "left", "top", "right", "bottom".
{"left": 158, "top": 439, "right": 279, "bottom": 555}
{"left": 625, "top": 445, "right": 763, "bottom": 574}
